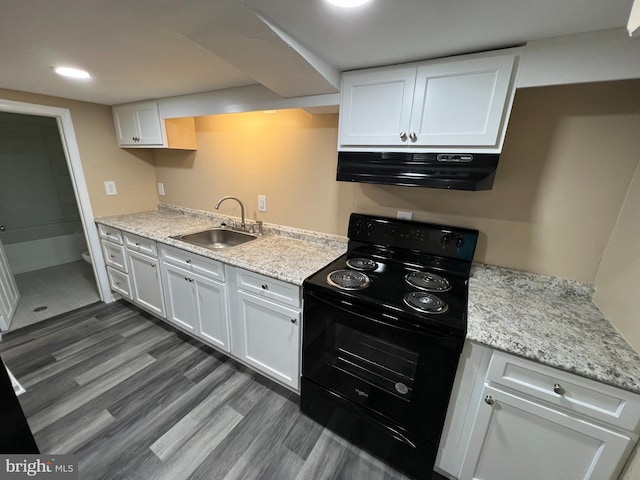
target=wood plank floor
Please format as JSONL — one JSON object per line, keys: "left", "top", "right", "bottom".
{"left": 0, "top": 300, "right": 423, "bottom": 480}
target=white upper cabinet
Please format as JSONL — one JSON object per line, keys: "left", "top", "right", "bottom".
{"left": 112, "top": 101, "right": 197, "bottom": 150}
{"left": 113, "top": 101, "right": 164, "bottom": 147}
{"left": 339, "top": 48, "right": 520, "bottom": 153}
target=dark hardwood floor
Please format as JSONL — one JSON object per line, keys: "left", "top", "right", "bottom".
{"left": 0, "top": 301, "right": 425, "bottom": 480}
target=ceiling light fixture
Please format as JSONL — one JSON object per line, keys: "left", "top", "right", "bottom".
{"left": 53, "top": 67, "right": 92, "bottom": 79}
{"left": 326, "top": 0, "right": 371, "bottom": 8}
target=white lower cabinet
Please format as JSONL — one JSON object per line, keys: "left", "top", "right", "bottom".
{"left": 161, "top": 260, "right": 230, "bottom": 352}
{"left": 233, "top": 290, "right": 300, "bottom": 390}
{"left": 127, "top": 249, "right": 165, "bottom": 318}
{"left": 437, "top": 344, "right": 640, "bottom": 480}
{"left": 460, "top": 384, "right": 633, "bottom": 480}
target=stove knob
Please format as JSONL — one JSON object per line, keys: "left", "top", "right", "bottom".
{"left": 366, "top": 222, "right": 374, "bottom": 234}
{"left": 354, "top": 219, "right": 363, "bottom": 233}
{"left": 440, "top": 234, "right": 452, "bottom": 245}
{"left": 455, "top": 235, "right": 465, "bottom": 248}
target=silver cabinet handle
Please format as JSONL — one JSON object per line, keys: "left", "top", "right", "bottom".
{"left": 399, "top": 131, "right": 408, "bottom": 141}
{"left": 186, "top": 259, "right": 192, "bottom": 264}
{"left": 291, "top": 318, "right": 297, "bottom": 324}
{"left": 110, "top": 255, "right": 115, "bottom": 259}
{"left": 261, "top": 284, "right": 269, "bottom": 290}
{"left": 0, "top": 225, "right": 5, "bottom": 231}
{"left": 151, "top": 264, "right": 156, "bottom": 268}
{"left": 553, "top": 383, "right": 565, "bottom": 395}
{"left": 484, "top": 395, "right": 494, "bottom": 405}
{"left": 409, "top": 132, "right": 417, "bottom": 142}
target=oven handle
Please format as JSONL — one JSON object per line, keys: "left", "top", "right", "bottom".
{"left": 305, "top": 290, "right": 431, "bottom": 336}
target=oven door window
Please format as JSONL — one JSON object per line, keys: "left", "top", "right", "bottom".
{"left": 334, "top": 324, "right": 418, "bottom": 401}
{"left": 303, "top": 290, "right": 462, "bottom": 441}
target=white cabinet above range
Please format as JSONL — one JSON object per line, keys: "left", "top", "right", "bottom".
{"left": 338, "top": 48, "right": 520, "bottom": 153}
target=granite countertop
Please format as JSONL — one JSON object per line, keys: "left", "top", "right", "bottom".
{"left": 96, "top": 204, "right": 347, "bottom": 286}
{"left": 468, "top": 264, "right": 640, "bottom": 394}
{"left": 96, "top": 205, "right": 640, "bottom": 394}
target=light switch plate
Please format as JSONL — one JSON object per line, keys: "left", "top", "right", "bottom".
{"left": 157, "top": 182, "right": 165, "bottom": 196}
{"left": 397, "top": 211, "right": 413, "bottom": 220}
{"left": 104, "top": 181, "right": 117, "bottom": 196}
{"left": 258, "top": 195, "right": 267, "bottom": 212}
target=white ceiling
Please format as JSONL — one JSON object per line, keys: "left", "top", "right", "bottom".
{"left": 0, "top": 0, "right": 634, "bottom": 106}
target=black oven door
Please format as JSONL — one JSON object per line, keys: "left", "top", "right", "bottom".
{"left": 302, "top": 289, "right": 462, "bottom": 443}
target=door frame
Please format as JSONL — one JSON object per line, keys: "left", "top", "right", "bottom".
{"left": 0, "top": 98, "right": 113, "bottom": 303}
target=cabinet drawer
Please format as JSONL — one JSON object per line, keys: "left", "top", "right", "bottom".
{"left": 106, "top": 266, "right": 131, "bottom": 300}
{"left": 236, "top": 269, "right": 300, "bottom": 308}
{"left": 124, "top": 232, "right": 158, "bottom": 257}
{"left": 160, "top": 245, "right": 225, "bottom": 282}
{"left": 101, "top": 240, "right": 127, "bottom": 273}
{"left": 98, "top": 224, "right": 123, "bottom": 244}
{"left": 487, "top": 351, "right": 640, "bottom": 432}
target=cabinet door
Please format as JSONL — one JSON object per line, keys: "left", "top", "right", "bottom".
{"left": 339, "top": 67, "right": 416, "bottom": 146}
{"left": 409, "top": 54, "right": 515, "bottom": 148}
{"left": 161, "top": 262, "right": 197, "bottom": 333}
{"left": 235, "top": 290, "right": 300, "bottom": 389}
{"left": 195, "top": 275, "right": 230, "bottom": 353}
{"left": 113, "top": 102, "right": 163, "bottom": 146}
{"left": 460, "top": 385, "right": 633, "bottom": 480}
{"left": 128, "top": 250, "right": 165, "bottom": 318}
{"left": 106, "top": 266, "right": 132, "bottom": 300}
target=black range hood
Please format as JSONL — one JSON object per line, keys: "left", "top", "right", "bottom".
{"left": 337, "top": 151, "right": 500, "bottom": 191}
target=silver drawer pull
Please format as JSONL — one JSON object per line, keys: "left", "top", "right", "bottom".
{"left": 484, "top": 395, "right": 494, "bottom": 406}
{"left": 553, "top": 383, "right": 565, "bottom": 395}
{"left": 261, "top": 284, "right": 269, "bottom": 290}
{"left": 186, "top": 259, "right": 192, "bottom": 264}
{"left": 291, "top": 318, "right": 297, "bottom": 324}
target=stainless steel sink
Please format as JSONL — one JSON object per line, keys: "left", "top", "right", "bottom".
{"left": 172, "top": 228, "right": 257, "bottom": 249}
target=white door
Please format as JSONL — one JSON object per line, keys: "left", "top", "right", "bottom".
{"left": 409, "top": 54, "right": 515, "bottom": 148}
{"left": 460, "top": 385, "right": 633, "bottom": 480}
{"left": 236, "top": 290, "right": 300, "bottom": 389}
{"left": 339, "top": 67, "right": 417, "bottom": 146}
{"left": 161, "top": 262, "right": 197, "bottom": 333}
{"left": 128, "top": 250, "right": 165, "bottom": 318}
{"left": 0, "top": 239, "right": 20, "bottom": 331}
{"left": 195, "top": 275, "right": 230, "bottom": 353}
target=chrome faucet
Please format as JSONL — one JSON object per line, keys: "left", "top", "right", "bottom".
{"left": 215, "top": 196, "right": 246, "bottom": 229}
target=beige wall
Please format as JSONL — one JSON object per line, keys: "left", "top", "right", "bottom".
{"left": 0, "top": 88, "right": 159, "bottom": 217}
{"left": 594, "top": 160, "right": 640, "bottom": 350}
{"left": 154, "top": 80, "right": 640, "bottom": 283}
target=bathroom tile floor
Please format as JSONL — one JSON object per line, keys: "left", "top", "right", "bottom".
{"left": 9, "top": 260, "right": 100, "bottom": 331}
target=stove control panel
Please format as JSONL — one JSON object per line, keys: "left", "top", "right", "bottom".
{"left": 349, "top": 213, "right": 479, "bottom": 262}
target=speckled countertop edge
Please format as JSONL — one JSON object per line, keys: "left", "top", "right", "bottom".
{"left": 96, "top": 204, "right": 348, "bottom": 286}
{"left": 96, "top": 206, "right": 640, "bottom": 394}
{"left": 468, "top": 264, "right": 640, "bottom": 394}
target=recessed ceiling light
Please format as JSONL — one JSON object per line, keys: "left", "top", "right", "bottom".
{"left": 53, "top": 67, "right": 92, "bottom": 79}
{"left": 326, "top": 0, "right": 372, "bottom": 8}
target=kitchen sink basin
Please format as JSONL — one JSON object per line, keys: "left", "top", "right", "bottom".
{"left": 172, "top": 228, "right": 257, "bottom": 249}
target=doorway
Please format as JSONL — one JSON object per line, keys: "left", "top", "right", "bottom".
{"left": 0, "top": 99, "right": 111, "bottom": 332}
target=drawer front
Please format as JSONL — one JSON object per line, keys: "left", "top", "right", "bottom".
{"left": 102, "top": 241, "right": 127, "bottom": 273}
{"left": 160, "top": 245, "right": 225, "bottom": 282}
{"left": 236, "top": 269, "right": 300, "bottom": 308}
{"left": 124, "top": 232, "right": 158, "bottom": 257}
{"left": 487, "top": 351, "right": 640, "bottom": 432}
{"left": 98, "top": 224, "right": 123, "bottom": 244}
{"left": 106, "top": 266, "right": 131, "bottom": 300}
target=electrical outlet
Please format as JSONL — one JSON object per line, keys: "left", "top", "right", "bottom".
{"left": 397, "top": 211, "right": 413, "bottom": 220}
{"left": 258, "top": 195, "right": 267, "bottom": 212}
{"left": 157, "top": 183, "right": 165, "bottom": 196}
{"left": 104, "top": 181, "right": 117, "bottom": 196}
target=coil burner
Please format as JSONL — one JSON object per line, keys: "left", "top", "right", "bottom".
{"left": 345, "top": 258, "right": 378, "bottom": 271}
{"left": 405, "top": 271, "right": 451, "bottom": 292}
{"left": 403, "top": 292, "right": 448, "bottom": 314}
{"left": 327, "top": 270, "right": 371, "bottom": 290}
